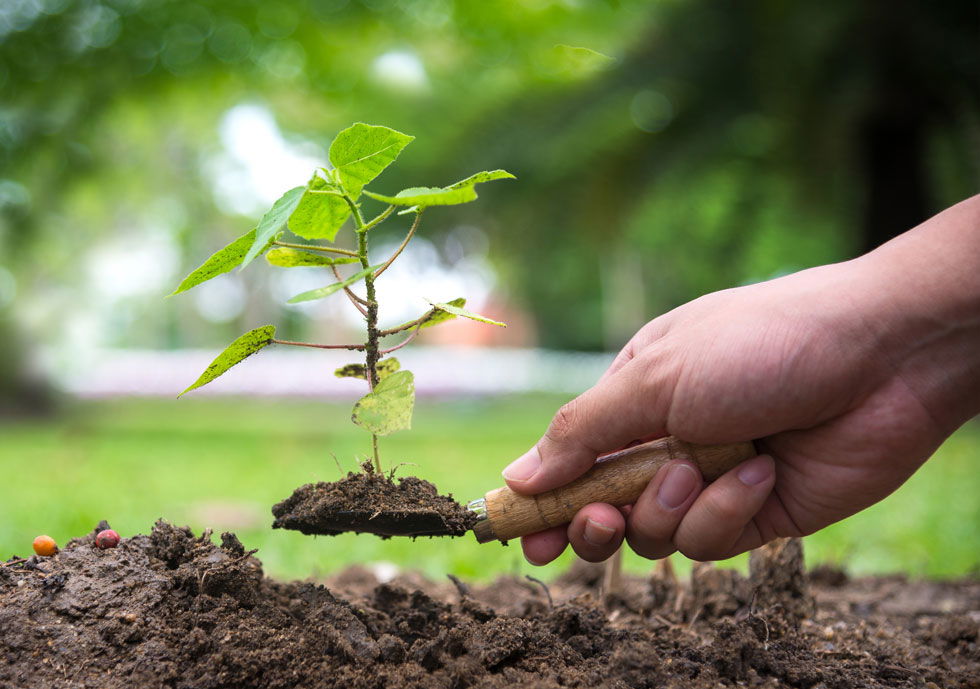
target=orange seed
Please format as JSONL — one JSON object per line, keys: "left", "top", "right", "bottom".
{"left": 33, "top": 535, "right": 58, "bottom": 557}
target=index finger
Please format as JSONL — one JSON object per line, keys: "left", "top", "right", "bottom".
{"left": 502, "top": 348, "right": 677, "bottom": 495}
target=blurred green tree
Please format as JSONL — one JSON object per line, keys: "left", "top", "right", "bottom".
{"left": 0, "top": 0, "right": 977, "bottom": 410}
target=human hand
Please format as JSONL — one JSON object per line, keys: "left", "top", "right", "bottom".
{"left": 504, "top": 196, "right": 980, "bottom": 565}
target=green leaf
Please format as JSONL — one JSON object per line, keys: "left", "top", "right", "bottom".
{"left": 171, "top": 229, "right": 264, "bottom": 296}
{"left": 287, "top": 264, "right": 382, "bottom": 304}
{"left": 265, "top": 247, "right": 359, "bottom": 268}
{"left": 329, "top": 123, "right": 414, "bottom": 199}
{"left": 390, "top": 297, "right": 467, "bottom": 332}
{"left": 364, "top": 186, "right": 478, "bottom": 207}
{"left": 447, "top": 169, "right": 516, "bottom": 189}
{"left": 364, "top": 169, "right": 515, "bottom": 208}
{"left": 351, "top": 370, "right": 415, "bottom": 436}
{"left": 178, "top": 325, "right": 276, "bottom": 397}
{"left": 288, "top": 173, "right": 351, "bottom": 241}
{"left": 242, "top": 186, "right": 304, "bottom": 268}
{"left": 334, "top": 357, "right": 401, "bottom": 380}
{"left": 428, "top": 300, "right": 507, "bottom": 327}
{"left": 420, "top": 297, "right": 467, "bottom": 328}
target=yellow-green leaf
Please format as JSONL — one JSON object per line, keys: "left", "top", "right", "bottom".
{"left": 242, "top": 187, "right": 304, "bottom": 268}
{"left": 288, "top": 173, "right": 351, "bottom": 241}
{"left": 363, "top": 169, "right": 514, "bottom": 208}
{"left": 265, "top": 247, "right": 359, "bottom": 268}
{"left": 171, "top": 229, "right": 264, "bottom": 296}
{"left": 351, "top": 370, "right": 415, "bottom": 436}
{"left": 364, "top": 185, "right": 477, "bottom": 207}
{"left": 329, "top": 124, "right": 414, "bottom": 199}
{"left": 447, "top": 169, "right": 516, "bottom": 189}
{"left": 390, "top": 297, "right": 467, "bottom": 332}
{"left": 178, "top": 326, "right": 276, "bottom": 397}
{"left": 428, "top": 300, "right": 506, "bottom": 327}
{"left": 287, "top": 264, "right": 382, "bottom": 304}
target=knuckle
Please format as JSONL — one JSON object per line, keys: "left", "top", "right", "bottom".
{"left": 545, "top": 401, "right": 579, "bottom": 444}
{"left": 634, "top": 347, "right": 677, "bottom": 403}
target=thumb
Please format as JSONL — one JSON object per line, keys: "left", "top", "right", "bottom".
{"left": 502, "top": 350, "right": 676, "bottom": 494}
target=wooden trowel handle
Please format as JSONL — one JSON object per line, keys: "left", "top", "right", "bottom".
{"left": 472, "top": 437, "right": 756, "bottom": 543}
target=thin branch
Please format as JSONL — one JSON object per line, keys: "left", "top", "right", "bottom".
{"left": 272, "top": 241, "right": 358, "bottom": 257}
{"left": 331, "top": 264, "right": 369, "bottom": 304}
{"left": 332, "top": 265, "right": 369, "bottom": 316}
{"left": 373, "top": 210, "right": 423, "bottom": 280}
{"left": 379, "top": 323, "right": 423, "bottom": 354}
{"left": 361, "top": 205, "right": 396, "bottom": 232}
{"left": 344, "top": 194, "right": 363, "bottom": 225}
{"left": 378, "top": 309, "right": 436, "bottom": 337}
{"left": 272, "top": 339, "right": 365, "bottom": 351}
{"left": 1, "top": 557, "right": 29, "bottom": 568}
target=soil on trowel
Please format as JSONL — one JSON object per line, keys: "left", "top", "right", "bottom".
{"left": 1, "top": 521, "right": 978, "bottom": 689}
{"left": 271, "top": 468, "right": 479, "bottom": 538}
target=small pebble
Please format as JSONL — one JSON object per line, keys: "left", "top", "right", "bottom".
{"left": 95, "top": 529, "right": 121, "bottom": 550}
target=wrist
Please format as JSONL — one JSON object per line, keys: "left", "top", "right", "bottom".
{"left": 854, "top": 195, "right": 980, "bottom": 431}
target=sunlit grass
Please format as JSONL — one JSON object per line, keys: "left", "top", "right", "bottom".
{"left": 0, "top": 396, "right": 976, "bottom": 581}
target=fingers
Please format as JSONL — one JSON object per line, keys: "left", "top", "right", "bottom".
{"left": 522, "top": 504, "right": 627, "bottom": 565}
{"left": 503, "top": 350, "right": 677, "bottom": 495}
{"left": 672, "top": 454, "right": 776, "bottom": 561}
{"left": 625, "top": 459, "right": 704, "bottom": 559}
{"left": 522, "top": 456, "right": 776, "bottom": 566}
{"left": 521, "top": 525, "right": 568, "bottom": 565}
{"left": 566, "top": 503, "right": 626, "bottom": 562}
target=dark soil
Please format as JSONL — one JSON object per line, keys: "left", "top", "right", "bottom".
{"left": 271, "top": 469, "right": 478, "bottom": 538}
{"left": 2, "top": 521, "right": 978, "bottom": 689}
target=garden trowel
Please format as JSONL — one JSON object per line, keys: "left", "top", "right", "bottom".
{"left": 304, "top": 437, "right": 756, "bottom": 542}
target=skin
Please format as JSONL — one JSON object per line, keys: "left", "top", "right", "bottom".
{"left": 503, "top": 195, "right": 980, "bottom": 566}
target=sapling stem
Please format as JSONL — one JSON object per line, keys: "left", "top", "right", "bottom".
{"left": 272, "top": 241, "right": 358, "bottom": 257}
{"left": 272, "top": 339, "right": 365, "bottom": 351}
{"left": 348, "top": 194, "right": 384, "bottom": 473}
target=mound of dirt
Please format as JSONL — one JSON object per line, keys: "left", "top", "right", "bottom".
{"left": 1, "top": 521, "right": 977, "bottom": 688}
{"left": 271, "top": 469, "right": 478, "bottom": 538}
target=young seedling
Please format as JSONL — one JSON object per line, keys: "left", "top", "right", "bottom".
{"left": 173, "top": 123, "right": 513, "bottom": 477}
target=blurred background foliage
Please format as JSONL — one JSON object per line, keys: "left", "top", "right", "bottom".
{"left": 3, "top": 0, "right": 978, "bottom": 365}
{"left": 1, "top": 0, "right": 978, "bottom": 576}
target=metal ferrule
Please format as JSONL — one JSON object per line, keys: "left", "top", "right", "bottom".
{"left": 466, "top": 498, "right": 488, "bottom": 521}
{"left": 466, "top": 497, "right": 497, "bottom": 543}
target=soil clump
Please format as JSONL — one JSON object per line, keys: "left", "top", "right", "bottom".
{"left": 1, "top": 521, "right": 977, "bottom": 688}
{"left": 271, "top": 469, "right": 478, "bottom": 537}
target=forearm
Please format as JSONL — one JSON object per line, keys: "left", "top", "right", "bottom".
{"left": 855, "top": 194, "right": 980, "bottom": 431}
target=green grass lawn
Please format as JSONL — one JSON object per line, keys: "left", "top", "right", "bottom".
{"left": 1, "top": 396, "right": 977, "bottom": 581}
